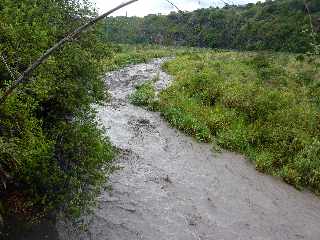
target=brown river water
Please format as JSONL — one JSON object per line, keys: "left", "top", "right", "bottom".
{"left": 8, "top": 58, "right": 320, "bottom": 240}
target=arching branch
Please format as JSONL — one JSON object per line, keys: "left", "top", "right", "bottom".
{"left": 0, "top": 0, "right": 139, "bottom": 104}
{"left": 165, "top": 0, "right": 182, "bottom": 12}
{"left": 304, "top": 0, "right": 314, "bottom": 33}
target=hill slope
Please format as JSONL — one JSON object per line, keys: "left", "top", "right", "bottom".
{"left": 102, "top": 0, "right": 320, "bottom": 53}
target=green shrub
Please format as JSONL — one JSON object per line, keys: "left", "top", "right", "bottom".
{"left": 158, "top": 50, "right": 320, "bottom": 193}
{"left": 0, "top": 0, "right": 115, "bottom": 227}
{"left": 129, "top": 81, "right": 156, "bottom": 107}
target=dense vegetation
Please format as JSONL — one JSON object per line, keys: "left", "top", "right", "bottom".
{"left": 132, "top": 50, "right": 320, "bottom": 193}
{"left": 102, "top": 0, "right": 320, "bottom": 53}
{"left": 0, "top": 0, "right": 120, "bottom": 231}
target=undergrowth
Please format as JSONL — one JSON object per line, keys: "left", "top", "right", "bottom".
{"left": 157, "top": 51, "right": 320, "bottom": 193}
{"left": 129, "top": 81, "right": 156, "bottom": 107}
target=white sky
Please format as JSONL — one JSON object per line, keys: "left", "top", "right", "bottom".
{"left": 91, "top": 0, "right": 263, "bottom": 16}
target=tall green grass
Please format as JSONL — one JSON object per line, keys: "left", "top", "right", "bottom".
{"left": 157, "top": 51, "right": 320, "bottom": 193}
{"left": 103, "top": 44, "right": 192, "bottom": 72}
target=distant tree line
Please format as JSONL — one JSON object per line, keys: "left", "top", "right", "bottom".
{"left": 102, "top": 0, "right": 320, "bottom": 53}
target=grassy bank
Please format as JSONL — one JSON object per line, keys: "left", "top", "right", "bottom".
{"left": 103, "top": 44, "right": 189, "bottom": 72}
{"left": 133, "top": 50, "right": 320, "bottom": 193}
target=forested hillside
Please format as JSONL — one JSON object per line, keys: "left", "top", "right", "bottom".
{"left": 102, "top": 0, "right": 320, "bottom": 53}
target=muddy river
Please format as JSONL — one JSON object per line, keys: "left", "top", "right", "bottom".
{"left": 9, "top": 58, "right": 320, "bottom": 240}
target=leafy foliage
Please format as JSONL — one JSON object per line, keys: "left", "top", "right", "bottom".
{"left": 0, "top": 0, "right": 116, "bottom": 228}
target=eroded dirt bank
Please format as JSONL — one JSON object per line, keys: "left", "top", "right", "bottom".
{"left": 58, "top": 58, "right": 320, "bottom": 240}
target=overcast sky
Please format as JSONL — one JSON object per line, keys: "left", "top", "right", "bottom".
{"left": 92, "top": 0, "right": 262, "bottom": 16}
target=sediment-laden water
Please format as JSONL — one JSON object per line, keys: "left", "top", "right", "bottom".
{"left": 55, "top": 58, "right": 320, "bottom": 240}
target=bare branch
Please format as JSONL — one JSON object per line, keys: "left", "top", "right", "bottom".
{"left": 219, "top": 0, "right": 230, "bottom": 6}
{"left": 165, "top": 0, "right": 182, "bottom": 12}
{"left": 304, "top": 0, "right": 315, "bottom": 33}
{"left": 0, "top": 0, "right": 139, "bottom": 104}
